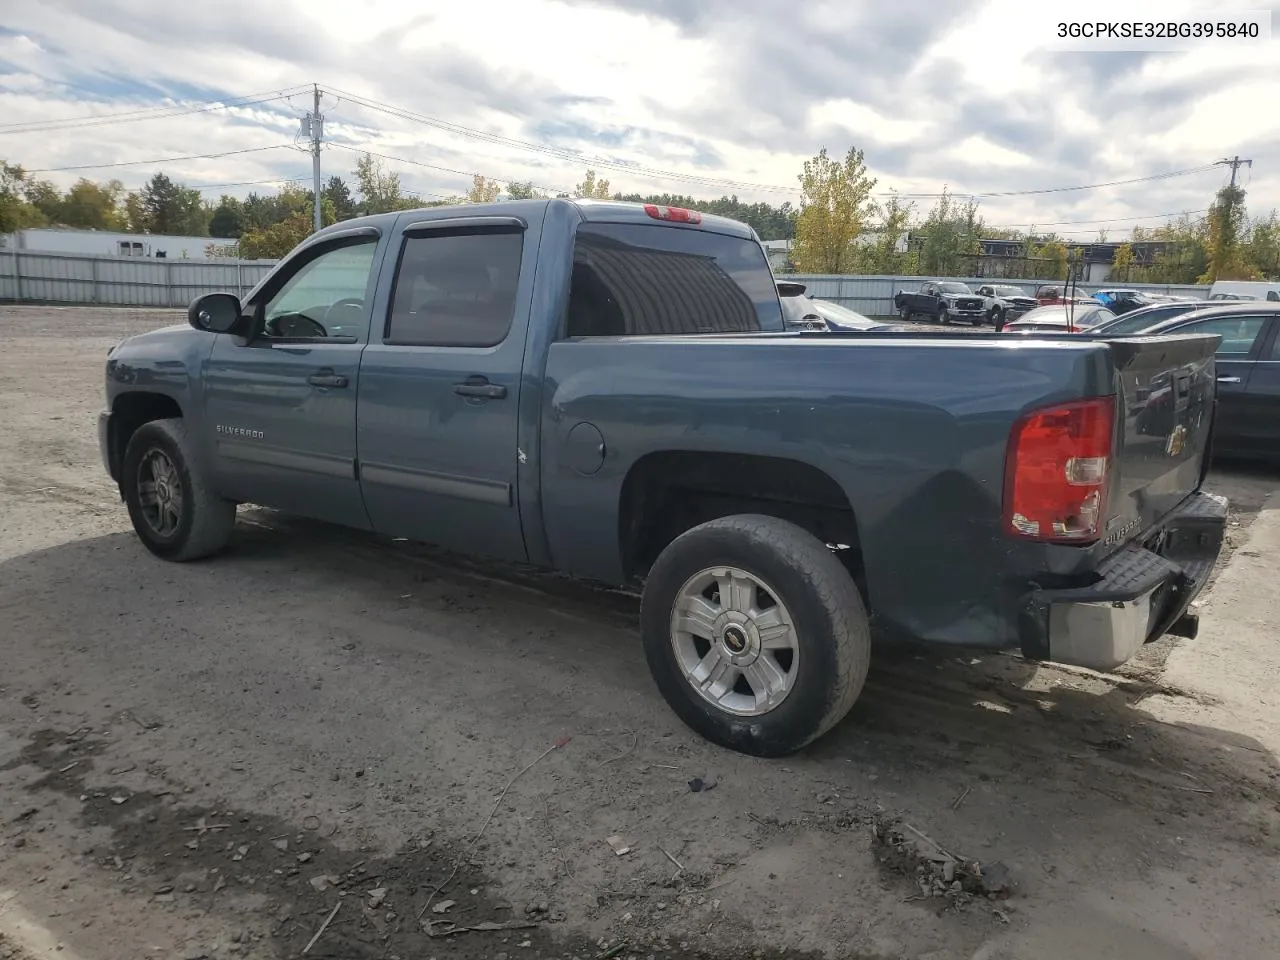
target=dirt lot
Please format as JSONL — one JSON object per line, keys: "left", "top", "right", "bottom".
{"left": 1, "top": 305, "right": 1278, "bottom": 960}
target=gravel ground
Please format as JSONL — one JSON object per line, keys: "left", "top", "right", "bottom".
{"left": 0, "top": 305, "right": 1277, "bottom": 960}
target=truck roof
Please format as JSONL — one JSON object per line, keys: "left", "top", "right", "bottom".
{"left": 307, "top": 198, "right": 758, "bottom": 243}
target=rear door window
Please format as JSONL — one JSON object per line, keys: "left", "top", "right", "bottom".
{"left": 565, "top": 223, "right": 781, "bottom": 336}
{"left": 1179, "top": 315, "right": 1268, "bottom": 357}
{"left": 386, "top": 229, "right": 523, "bottom": 347}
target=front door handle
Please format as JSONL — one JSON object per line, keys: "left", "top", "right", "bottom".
{"left": 454, "top": 377, "right": 507, "bottom": 399}
{"left": 1217, "top": 376, "right": 1242, "bottom": 384}
{"left": 308, "top": 370, "right": 349, "bottom": 388}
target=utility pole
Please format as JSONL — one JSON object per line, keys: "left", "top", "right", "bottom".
{"left": 1216, "top": 155, "right": 1252, "bottom": 188}
{"left": 306, "top": 84, "right": 325, "bottom": 233}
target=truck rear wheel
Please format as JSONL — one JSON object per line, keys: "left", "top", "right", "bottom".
{"left": 121, "top": 418, "right": 236, "bottom": 561}
{"left": 640, "top": 515, "right": 871, "bottom": 757}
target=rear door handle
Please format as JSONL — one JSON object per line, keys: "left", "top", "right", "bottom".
{"left": 308, "top": 370, "right": 349, "bottom": 388}
{"left": 454, "top": 377, "right": 507, "bottom": 399}
{"left": 1217, "top": 376, "right": 1242, "bottom": 384}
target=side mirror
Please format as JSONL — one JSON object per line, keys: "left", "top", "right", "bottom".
{"left": 188, "top": 293, "right": 243, "bottom": 333}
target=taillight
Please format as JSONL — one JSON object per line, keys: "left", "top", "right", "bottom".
{"left": 1003, "top": 396, "right": 1115, "bottom": 543}
{"left": 644, "top": 204, "right": 702, "bottom": 224}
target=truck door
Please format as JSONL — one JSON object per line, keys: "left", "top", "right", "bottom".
{"left": 203, "top": 229, "right": 384, "bottom": 529}
{"left": 355, "top": 214, "right": 533, "bottom": 563}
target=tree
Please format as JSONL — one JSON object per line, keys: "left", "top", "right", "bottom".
{"left": 136, "top": 173, "right": 208, "bottom": 235}
{"left": 0, "top": 161, "right": 48, "bottom": 232}
{"left": 1111, "top": 242, "right": 1135, "bottom": 282}
{"left": 791, "top": 147, "right": 877, "bottom": 274}
{"left": 1246, "top": 211, "right": 1280, "bottom": 280}
{"left": 1199, "top": 184, "right": 1254, "bottom": 282}
{"left": 467, "top": 174, "right": 501, "bottom": 204}
{"left": 239, "top": 214, "right": 314, "bottom": 259}
{"left": 574, "top": 169, "right": 611, "bottom": 200}
{"left": 353, "top": 153, "right": 415, "bottom": 215}
{"left": 914, "top": 188, "right": 985, "bottom": 277}
{"left": 208, "top": 196, "right": 245, "bottom": 238}
{"left": 23, "top": 178, "right": 62, "bottom": 223}
{"left": 506, "top": 180, "right": 546, "bottom": 200}
{"left": 853, "top": 192, "right": 914, "bottom": 274}
{"left": 60, "top": 178, "right": 126, "bottom": 230}
{"left": 322, "top": 175, "right": 356, "bottom": 222}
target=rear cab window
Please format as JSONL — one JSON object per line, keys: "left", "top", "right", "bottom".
{"left": 565, "top": 222, "right": 782, "bottom": 337}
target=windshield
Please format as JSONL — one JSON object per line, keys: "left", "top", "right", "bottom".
{"left": 992, "top": 286, "right": 1026, "bottom": 296}
{"left": 937, "top": 282, "right": 972, "bottom": 294}
{"left": 1090, "top": 303, "right": 1203, "bottom": 334}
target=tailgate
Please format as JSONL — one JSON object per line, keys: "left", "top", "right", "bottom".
{"left": 1104, "top": 333, "right": 1220, "bottom": 544}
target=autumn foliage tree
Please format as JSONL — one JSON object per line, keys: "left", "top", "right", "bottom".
{"left": 574, "top": 169, "right": 612, "bottom": 199}
{"left": 791, "top": 147, "right": 877, "bottom": 273}
{"left": 467, "top": 174, "right": 501, "bottom": 203}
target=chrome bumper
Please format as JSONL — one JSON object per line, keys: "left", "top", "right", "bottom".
{"left": 1020, "top": 491, "right": 1228, "bottom": 671}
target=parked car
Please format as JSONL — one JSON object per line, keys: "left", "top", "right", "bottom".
{"left": 777, "top": 282, "right": 895, "bottom": 332}
{"left": 1092, "top": 289, "right": 1156, "bottom": 315}
{"left": 974, "top": 283, "right": 1038, "bottom": 328}
{"left": 1086, "top": 299, "right": 1214, "bottom": 336}
{"left": 1117, "top": 304, "right": 1280, "bottom": 459}
{"left": 893, "top": 280, "right": 986, "bottom": 325}
{"left": 1001, "top": 303, "right": 1117, "bottom": 333}
{"left": 1033, "top": 284, "right": 1095, "bottom": 306}
{"left": 1209, "top": 293, "right": 1259, "bottom": 301}
{"left": 1209, "top": 280, "right": 1280, "bottom": 302}
{"left": 97, "top": 198, "right": 1227, "bottom": 756}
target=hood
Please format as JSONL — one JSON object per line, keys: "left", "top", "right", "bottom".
{"left": 109, "top": 323, "right": 210, "bottom": 360}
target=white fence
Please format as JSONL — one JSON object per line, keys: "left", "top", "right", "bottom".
{"left": 0, "top": 249, "right": 276, "bottom": 308}
{"left": 786, "top": 275, "right": 1210, "bottom": 318}
{"left": 1, "top": 250, "right": 1212, "bottom": 315}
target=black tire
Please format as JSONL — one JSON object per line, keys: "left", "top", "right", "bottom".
{"left": 899, "top": 304, "right": 912, "bottom": 321}
{"left": 121, "top": 418, "right": 236, "bottom": 561}
{"left": 640, "top": 515, "right": 871, "bottom": 757}
{"left": 937, "top": 307, "right": 950, "bottom": 325}
{"left": 990, "top": 307, "right": 1004, "bottom": 327}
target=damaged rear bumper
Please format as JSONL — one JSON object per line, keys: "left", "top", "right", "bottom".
{"left": 1017, "top": 490, "right": 1227, "bottom": 671}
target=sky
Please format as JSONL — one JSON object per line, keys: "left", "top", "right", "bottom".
{"left": 0, "top": 0, "right": 1277, "bottom": 239}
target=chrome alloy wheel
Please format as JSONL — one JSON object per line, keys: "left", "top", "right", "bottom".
{"left": 137, "top": 447, "right": 183, "bottom": 537}
{"left": 669, "top": 566, "right": 799, "bottom": 716}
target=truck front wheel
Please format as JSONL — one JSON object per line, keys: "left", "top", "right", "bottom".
{"left": 121, "top": 418, "right": 236, "bottom": 561}
{"left": 640, "top": 515, "right": 870, "bottom": 756}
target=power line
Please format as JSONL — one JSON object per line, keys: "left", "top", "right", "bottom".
{"left": 0, "top": 86, "right": 311, "bottom": 135}
{"left": 326, "top": 141, "right": 573, "bottom": 197}
{"left": 189, "top": 176, "right": 310, "bottom": 190}
{"left": 321, "top": 84, "right": 1222, "bottom": 200}
{"left": 323, "top": 85, "right": 803, "bottom": 194}
{"left": 994, "top": 208, "right": 1209, "bottom": 228}
{"left": 23, "top": 144, "right": 296, "bottom": 174}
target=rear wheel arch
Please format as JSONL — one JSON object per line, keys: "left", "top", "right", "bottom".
{"left": 617, "top": 450, "right": 868, "bottom": 603}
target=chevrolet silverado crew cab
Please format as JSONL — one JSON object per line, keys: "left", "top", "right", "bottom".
{"left": 99, "top": 198, "right": 1227, "bottom": 757}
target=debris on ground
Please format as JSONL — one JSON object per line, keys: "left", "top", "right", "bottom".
{"left": 687, "top": 777, "right": 716, "bottom": 793}
{"left": 872, "top": 814, "right": 1013, "bottom": 905}
{"left": 431, "top": 899, "right": 456, "bottom": 914}
{"left": 606, "top": 834, "right": 631, "bottom": 856}
{"left": 422, "top": 918, "right": 540, "bottom": 938}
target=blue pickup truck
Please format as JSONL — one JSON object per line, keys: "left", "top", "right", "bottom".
{"left": 99, "top": 198, "right": 1227, "bottom": 756}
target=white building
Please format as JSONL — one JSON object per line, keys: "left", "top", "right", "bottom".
{"left": 1, "top": 227, "right": 236, "bottom": 260}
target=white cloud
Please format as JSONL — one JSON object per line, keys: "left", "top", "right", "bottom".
{"left": 0, "top": 0, "right": 1275, "bottom": 238}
